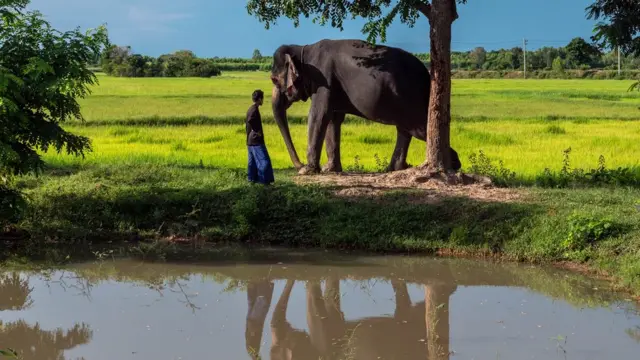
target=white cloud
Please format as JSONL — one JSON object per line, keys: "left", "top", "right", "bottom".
{"left": 127, "top": 5, "right": 193, "bottom": 33}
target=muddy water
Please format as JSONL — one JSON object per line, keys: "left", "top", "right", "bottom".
{"left": 0, "top": 254, "right": 639, "bottom": 360}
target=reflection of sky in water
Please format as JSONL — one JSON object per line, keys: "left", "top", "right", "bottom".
{"left": 0, "top": 270, "right": 638, "bottom": 360}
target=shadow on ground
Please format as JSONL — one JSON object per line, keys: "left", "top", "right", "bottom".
{"left": 6, "top": 164, "right": 543, "bottom": 259}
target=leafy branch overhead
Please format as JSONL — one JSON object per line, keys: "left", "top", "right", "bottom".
{"left": 587, "top": 0, "right": 640, "bottom": 56}
{"left": 0, "top": 0, "right": 109, "bottom": 175}
{"left": 586, "top": 0, "right": 640, "bottom": 91}
{"left": 246, "top": 0, "right": 467, "bottom": 44}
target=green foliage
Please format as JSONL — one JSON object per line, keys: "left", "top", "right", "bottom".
{"left": 465, "top": 148, "right": 640, "bottom": 189}
{"left": 565, "top": 37, "right": 602, "bottom": 68}
{"left": 345, "top": 155, "right": 366, "bottom": 173}
{"left": 563, "top": 212, "right": 618, "bottom": 250}
{"left": 467, "top": 150, "right": 516, "bottom": 187}
{"left": 469, "top": 46, "right": 487, "bottom": 69}
{"left": 100, "top": 46, "right": 221, "bottom": 78}
{"left": 374, "top": 153, "right": 390, "bottom": 173}
{"left": 0, "top": 179, "right": 25, "bottom": 226}
{"left": 251, "top": 49, "right": 263, "bottom": 61}
{"left": 552, "top": 57, "right": 565, "bottom": 73}
{"left": 100, "top": 36, "right": 640, "bottom": 75}
{"left": 245, "top": 0, "right": 467, "bottom": 44}
{"left": 0, "top": 1, "right": 108, "bottom": 176}
{"left": 586, "top": 0, "right": 640, "bottom": 56}
{"left": 535, "top": 148, "right": 640, "bottom": 188}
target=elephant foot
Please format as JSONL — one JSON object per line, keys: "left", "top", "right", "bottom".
{"left": 386, "top": 161, "right": 411, "bottom": 172}
{"left": 298, "top": 165, "right": 321, "bottom": 176}
{"left": 322, "top": 162, "right": 343, "bottom": 173}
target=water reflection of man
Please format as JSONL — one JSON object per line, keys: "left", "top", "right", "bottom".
{"left": 245, "top": 280, "right": 275, "bottom": 359}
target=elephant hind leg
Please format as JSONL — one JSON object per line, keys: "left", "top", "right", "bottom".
{"left": 322, "top": 112, "right": 345, "bottom": 173}
{"left": 387, "top": 127, "right": 412, "bottom": 172}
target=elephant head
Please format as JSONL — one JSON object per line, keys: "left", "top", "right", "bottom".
{"left": 270, "top": 46, "right": 307, "bottom": 170}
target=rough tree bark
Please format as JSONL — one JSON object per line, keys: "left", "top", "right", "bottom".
{"left": 419, "top": 0, "right": 459, "bottom": 174}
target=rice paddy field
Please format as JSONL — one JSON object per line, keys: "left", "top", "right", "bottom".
{"left": 47, "top": 71, "right": 640, "bottom": 179}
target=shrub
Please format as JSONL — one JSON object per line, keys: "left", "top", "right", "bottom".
{"left": 467, "top": 150, "right": 517, "bottom": 187}
{"left": 535, "top": 148, "right": 640, "bottom": 188}
{"left": 563, "top": 212, "right": 620, "bottom": 251}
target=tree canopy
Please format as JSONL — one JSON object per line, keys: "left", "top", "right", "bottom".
{"left": 586, "top": 0, "right": 640, "bottom": 90}
{"left": 246, "top": 0, "right": 466, "bottom": 44}
{"left": 587, "top": 0, "right": 640, "bottom": 56}
{"left": 1, "top": 0, "right": 108, "bottom": 221}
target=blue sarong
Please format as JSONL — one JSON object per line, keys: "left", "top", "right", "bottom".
{"left": 247, "top": 144, "right": 275, "bottom": 184}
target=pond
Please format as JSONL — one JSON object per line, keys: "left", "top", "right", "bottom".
{"left": 0, "top": 252, "right": 639, "bottom": 360}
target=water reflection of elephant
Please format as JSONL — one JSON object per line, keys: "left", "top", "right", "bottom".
{"left": 245, "top": 277, "right": 456, "bottom": 359}
{"left": 0, "top": 272, "right": 93, "bottom": 360}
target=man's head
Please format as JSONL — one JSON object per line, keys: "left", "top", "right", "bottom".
{"left": 252, "top": 89, "right": 264, "bottom": 106}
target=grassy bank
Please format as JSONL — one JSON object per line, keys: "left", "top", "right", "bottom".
{"left": 7, "top": 163, "right": 640, "bottom": 296}
{"left": 2, "top": 72, "right": 640, "bottom": 297}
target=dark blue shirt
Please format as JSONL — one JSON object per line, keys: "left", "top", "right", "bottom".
{"left": 246, "top": 103, "right": 265, "bottom": 146}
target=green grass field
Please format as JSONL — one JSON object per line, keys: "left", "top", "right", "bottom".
{"left": 7, "top": 71, "right": 640, "bottom": 297}
{"left": 48, "top": 72, "right": 640, "bottom": 179}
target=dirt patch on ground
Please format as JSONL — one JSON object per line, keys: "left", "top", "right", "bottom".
{"left": 294, "top": 168, "right": 526, "bottom": 203}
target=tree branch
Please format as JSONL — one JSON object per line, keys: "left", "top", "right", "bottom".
{"left": 451, "top": 0, "right": 459, "bottom": 21}
{"left": 416, "top": 2, "right": 432, "bottom": 19}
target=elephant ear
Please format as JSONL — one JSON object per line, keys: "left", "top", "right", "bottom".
{"left": 285, "top": 53, "right": 298, "bottom": 97}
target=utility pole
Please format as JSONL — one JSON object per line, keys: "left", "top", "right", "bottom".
{"left": 618, "top": 45, "right": 621, "bottom": 75}
{"left": 523, "top": 38, "right": 528, "bottom": 79}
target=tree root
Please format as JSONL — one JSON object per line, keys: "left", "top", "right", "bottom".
{"left": 412, "top": 162, "right": 493, "bottom": 187}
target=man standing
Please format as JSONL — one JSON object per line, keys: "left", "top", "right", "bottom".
{"left": 246, "top": 89, "right": 274, "bottom": 185}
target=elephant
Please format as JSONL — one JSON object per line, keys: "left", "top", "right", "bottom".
{"left": 268, "top": 278, "right": 456, "bottom": 360}
{"left": 269, "top": 38, "right": 462, "bottom": 175}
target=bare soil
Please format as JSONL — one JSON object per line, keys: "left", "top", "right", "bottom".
{"left": 293, "top": 168, "right": 526, "bottom": 203}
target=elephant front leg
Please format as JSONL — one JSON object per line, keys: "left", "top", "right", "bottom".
{"left": 322, "top": 112, "right": 345, "bottom": 173}
{"left": 299, "top": 89, "right": 332, "bottom": 175}
{"left": 387, "top": 127, "right": 412, "bottom": 172}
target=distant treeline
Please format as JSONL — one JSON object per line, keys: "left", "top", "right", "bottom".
{"left": 100, "top": 37, "right": 640, "bottom": 79}
{"left": 101, "top": 46, "right": 223, "bottom": 77}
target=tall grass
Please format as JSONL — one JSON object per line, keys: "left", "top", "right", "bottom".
{"left": 47, "top": 118, "right": 640, "bottom": 179}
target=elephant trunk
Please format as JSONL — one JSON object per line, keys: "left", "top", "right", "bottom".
{"left": 271, "top": 86, "right": 303, "bottom": 170}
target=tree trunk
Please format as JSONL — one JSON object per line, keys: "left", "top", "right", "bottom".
{"left": 422, "top": 0, "right": 458, "bottom": 174}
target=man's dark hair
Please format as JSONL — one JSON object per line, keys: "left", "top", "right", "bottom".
{"left": 252, "top": 89, "right": 264, "bottom": 103}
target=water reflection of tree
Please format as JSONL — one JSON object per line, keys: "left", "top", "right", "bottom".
{"left": 0, "top": 272, "right": 93, "bottom": 360}
{"left": 627, "top": 326, "right": 640, "bottom": 343}
{"left": 0, "top": 273, "right": 33, "bottom": 311}
{"left": 0, "top": 321, "right": 92, "bottom": 360}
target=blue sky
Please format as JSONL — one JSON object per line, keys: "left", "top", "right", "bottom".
{"left": 28, "top": 0, "right": 599, "bottom": 58}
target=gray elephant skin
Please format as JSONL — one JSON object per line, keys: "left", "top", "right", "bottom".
{"left": 269, "top": 38, "right": 462, "bottom": 175}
